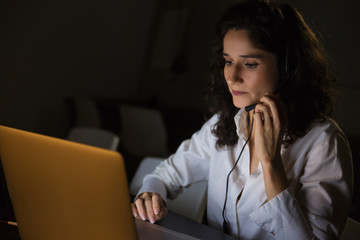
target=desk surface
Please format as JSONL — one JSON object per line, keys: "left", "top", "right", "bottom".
{"left": 160, "top": 211, "right": 236, "bottom": 239}
{"left": 138, "top": 211, "right": 236, "bottom": 240}
{"left": 0, "top": 211, "right": 236, "bottom": 240}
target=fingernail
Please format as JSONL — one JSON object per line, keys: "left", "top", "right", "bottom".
{"left": 141, "top": 215, "right": 146, "bottom": 221}
{"left": 154, "top": 209, "right": 160, "bottom": 215}
{"left": 150, "top": 218, "right": 155, "bottom": 224}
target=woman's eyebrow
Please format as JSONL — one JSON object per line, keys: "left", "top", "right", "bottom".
{"left": 239, "top": 54, "right": 264, "bottom": 59}
{"left": 222, "top": 53, "right": 264, "bottom": 59}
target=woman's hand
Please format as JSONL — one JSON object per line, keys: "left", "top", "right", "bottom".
{"left": 131, "top": 192, "right": 168, "bottom": 224}
{"left": 253, "top": 93, "right": 286, "bottom": 166}
{"left": 253, "top": 93, "right": 289, "bottom": 200}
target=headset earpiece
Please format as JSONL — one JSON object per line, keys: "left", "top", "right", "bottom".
{"left": 275, "top": 40, "right": 291, "bottom": 93}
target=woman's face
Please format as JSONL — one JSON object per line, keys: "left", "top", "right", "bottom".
{"left": 223, "top": 29, "right": 279, "bottom": 109}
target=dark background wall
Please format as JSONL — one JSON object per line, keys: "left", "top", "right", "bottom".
{"left": 1, "top": 0, "right": 359, "bottom": 138}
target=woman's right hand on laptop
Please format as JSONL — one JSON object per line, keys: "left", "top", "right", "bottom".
{"left": 131, "top": 192, "right": 168, "bottom": 224}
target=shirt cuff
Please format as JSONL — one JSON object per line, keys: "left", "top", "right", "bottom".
{"left": 134, "top": 175, "right": 168, "bottom": 203}
{"left": 249, "top": 188, "right": 312, "bottom": 239}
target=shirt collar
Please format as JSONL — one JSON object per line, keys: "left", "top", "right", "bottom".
{"left": 234, "top": 108, "right": 250, "bottom": 141}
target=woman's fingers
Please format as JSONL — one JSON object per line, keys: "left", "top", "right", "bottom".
{"left": 260, "top": 93, "right": 286, "bottom": 127}
{"left": 131, "top": 203, "right": 140, "bottom": 219}
{"left": 134, "top": 193, "right": 148, "bottom": 221}
{"left": 133, "top": 192, "right": 167, "bottom": 223}
{"left": 152, "top": 193, "right": 161, "bottom": 215}
{"left": 144, "top": 195, "right": 156, "bottom": 223}
{"left": 152, "top": 193, "right": 167, "bottom": 218}
{"left": 254, "top": 102, "right": 272, "bottom": 127}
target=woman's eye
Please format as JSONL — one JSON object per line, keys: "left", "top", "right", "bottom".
{"left": 245, "top": 63, "right": 259, "bottom": 69}
{"left": 224, "top": 60, "right": 233, "bottom": 66}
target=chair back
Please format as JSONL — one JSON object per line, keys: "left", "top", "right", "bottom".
{"left": 119, "top": 105, "right": 168, "bottom": 158}
{"left": 342, "top": 217, "right": 360, "bottom": 240}
{"left": 67, "top": 127, "right": 119, "bottom": 151}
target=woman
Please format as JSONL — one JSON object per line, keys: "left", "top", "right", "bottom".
{"left": 131, "top": 0, "right": 353, "bottom": 239}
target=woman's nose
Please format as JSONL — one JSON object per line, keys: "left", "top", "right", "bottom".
{"left": 226, "top": 65, "right": 243, "bottom": 84}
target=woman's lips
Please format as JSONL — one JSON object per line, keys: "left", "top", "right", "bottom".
{"left": 232, "top": 90, "right": 247, "bottom": 96}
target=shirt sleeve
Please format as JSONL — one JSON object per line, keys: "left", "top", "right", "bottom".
{"left": 249, "top": 124, "right": 353, "bottom": 240}
{"left": 136, "top": 114, "right": 218, "bottom": 201}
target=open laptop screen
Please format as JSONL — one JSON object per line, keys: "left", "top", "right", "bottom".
{"left": 0, "top": 125, "right": 136, "bottom": 240}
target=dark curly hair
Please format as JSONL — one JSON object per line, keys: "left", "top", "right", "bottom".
{"left": 207, "top": 0, "right": 337, "bottom": 149}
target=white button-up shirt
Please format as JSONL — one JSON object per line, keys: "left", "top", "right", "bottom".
{"left": 137, "top": 109, "right": 353, "bottom": 239}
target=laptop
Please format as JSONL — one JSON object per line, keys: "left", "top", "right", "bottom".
{"left": 0, "top": 125, "right": 137, "bottom": 240}
{"left": 0, "top": 125, "right": 202, "bottom": 240}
